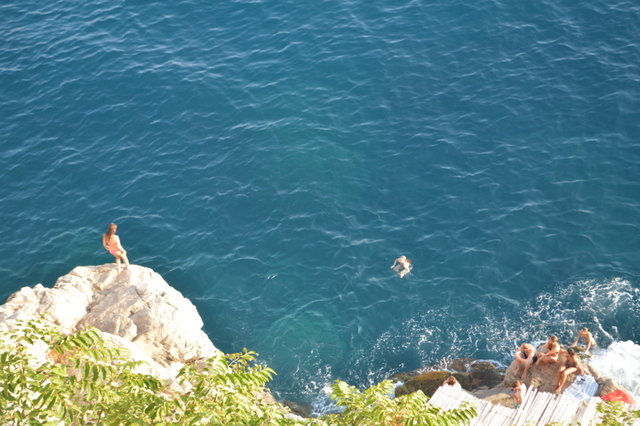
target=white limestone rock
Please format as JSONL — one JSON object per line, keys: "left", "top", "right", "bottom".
{"left": 0, "top": 264, "right": 219, "bottom": 369}
{"left": 100, "top": 332, "right": 187, "bottom": 391}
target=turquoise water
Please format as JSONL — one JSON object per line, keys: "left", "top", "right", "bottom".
{"left": 1, "top": 0, "right": 639, "bottom": 405}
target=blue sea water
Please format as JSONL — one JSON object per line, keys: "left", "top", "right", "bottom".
{"left": 1, "top": 0, "right": 639, "bottom": 406}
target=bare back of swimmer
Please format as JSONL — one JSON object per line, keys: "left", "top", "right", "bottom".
{"left": 391, "top": 255, "right": 412, "bottom": 278}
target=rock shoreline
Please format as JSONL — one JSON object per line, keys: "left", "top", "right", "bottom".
{"left": 0, "top": 264, "right": 218, "bottom": 388}
{"left": 391, "top": 349, "right": 623, "bottom": 409}
{"left": 0, "top": 264, "right": 625, "bottom": 415}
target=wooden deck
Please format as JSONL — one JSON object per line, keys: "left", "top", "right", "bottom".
{"left": 429, "top": 384, "right": 640, "bottom": 425}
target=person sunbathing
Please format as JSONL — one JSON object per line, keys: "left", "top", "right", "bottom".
{"left": 535, "top": 335, "right": 560, "bottom": 370}
{"left": 554, "top": 348, "right": 584, "bottom": 393}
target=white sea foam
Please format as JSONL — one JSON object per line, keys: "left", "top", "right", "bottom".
{"left": 310, "top": 386, "right": 342, "bottom": 417}
{"left": 304, "top": 277, "right": 640, "bottom": 417}
{"left": 588, "top": 340, "right": 640, "bottom": 399}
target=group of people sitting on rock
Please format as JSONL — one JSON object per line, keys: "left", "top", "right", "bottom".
{"left": 438, "top": 328, "right": 596, "bottom": 410}
{"left": 513, "top": 328, "right": 595, "bottom": 394}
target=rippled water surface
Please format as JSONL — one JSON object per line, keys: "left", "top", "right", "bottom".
{"left": 1, "top": 0, "right": 639, "bottom": 404}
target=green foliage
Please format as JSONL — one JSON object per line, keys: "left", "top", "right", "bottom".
{"left": 0, "top": 319, "right": 162, "bottom": 426}
{"left": 596, "top": 401, "right": 640, "bottom": 426}
{"left": 324, "top": 379, "right": 477, "bottom": 426}
{"left": 0, "top": 320, "right": 293, "bottom": 426}
{"left": 172, "top": 350, "right": 292, "bottom": 426}
{"left": 0, "top": 319, "right": 478, "bottom": 426}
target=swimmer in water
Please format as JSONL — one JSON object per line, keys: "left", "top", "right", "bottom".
{"left": 391, "top": 255, "right": 412, "bottom": 278}
{"left": 102, "top": 223, "right": 130, "bottom": 273}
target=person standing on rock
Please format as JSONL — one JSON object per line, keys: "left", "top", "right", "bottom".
{"left": 103, "top": 223, "right": 130, "bottom": 273}
{"left": 535, "top": 335, "right": 560, "bottom": 370}
{"left": 510, "top": 380, "right": 527, "bottom": 408}
{"left": 514, "top": 343, "right": 536, "bottom": 379}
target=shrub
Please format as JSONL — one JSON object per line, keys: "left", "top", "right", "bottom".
{"left": 0, "top": 320, "right": 477, "bottom": 426}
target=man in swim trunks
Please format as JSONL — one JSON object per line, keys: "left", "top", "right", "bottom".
{"left": 514, "top": 343, "right": 536, "bottom": 379}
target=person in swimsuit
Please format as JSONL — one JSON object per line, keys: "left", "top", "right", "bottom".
{"left": 535, "top": 335, "right": 560, "bottom": 370}
{"left": 510, "top": 380, "right": 526, "bottom": 408}
{"left": 514, "top": 343, "right": 536, "bottom": 379}
{"left": 391, "top": 255, "right": 412, "bottom": 278}
{"left": 572, "top": 327, "right": 596, "bottom": 354}
{"left": 102, "top": 223, "right": 130, "bottom": 273}
{"left": 554, "top": 348, "right": 584, "bottom": 393}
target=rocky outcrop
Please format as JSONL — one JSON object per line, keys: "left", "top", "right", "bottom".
{"left": 470, "top": 362, "right": 504, "bottom": 388}
{"left": 0, "top": 264, "right": 219, "bottom": 374}
{"left": 394, "top": 361, "right": 504, "bottom": 398}
{"left": 0, "top": 264, "right": 306, "bottom": 421}
{"left": 394, "top": 349, "right": 624, "bottom": 409}
{"left": 396, "top": 371, "right": 464, "bottom": 398}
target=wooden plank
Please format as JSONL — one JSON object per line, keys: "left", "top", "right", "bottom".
{"left": 512, "top": 387, "right": 535, "bottom": 425}
{"left": 549, "top": 395, "right": 580, "bottom": 423}
{"left": 573, "top": 397, "right": 600, "bottom": 425}
{"left": 531, "top": 392, "right": 555, "bottom": 426}
{"left": 545, "top": 395, "right": 568, "bottom": 423}
{"left": 509, "top": 387, "right": 546, "bottom": 426}
{"left": 429, "top": 384, "right": 608, "bottom": 426}
{"left": 531, "top": 391, "right": 555, "bottom": 425}
{"left": 495, "top": 405, "right": 517, "bottom": 426}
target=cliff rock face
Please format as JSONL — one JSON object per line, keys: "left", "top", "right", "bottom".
{"left": 0, "top": 264, "right": 219, "bottom": 373}
{"left": 0, "top": 264, "right": 306, "bottom": 421}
